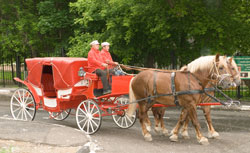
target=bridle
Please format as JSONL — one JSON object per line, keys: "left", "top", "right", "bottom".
{"left": 209, "top": 61, "right": 232, "bottom": 86}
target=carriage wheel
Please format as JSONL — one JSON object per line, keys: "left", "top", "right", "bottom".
{"left": 112, "top": 96, "right": 137, "bottom": 128}
{"left": 48, "top": 109, "right": 71, "bottom": 121}
{"left": 10, "top": 88, "right": 36, "bottom": 121}
{"left": 76, "top": 99, "right": 102, "bottom": 135}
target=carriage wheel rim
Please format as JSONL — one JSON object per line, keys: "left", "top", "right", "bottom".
{"left": 76, "top": 99, "right": 102, "bottom": 135}
{"left": 10, "top": 88, "right": 36, "bottom": 121}
{"left": 112, "top": 96, "right": 137, "bottom": 128}
{"left": 49, "top": 109, "right": 71, "bottom": 121}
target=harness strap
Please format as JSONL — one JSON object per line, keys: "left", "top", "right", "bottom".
{"left": 171, "top": 72, "right": 179, "bottom": 106}
{"left": 153, "top": 71, "right": 157, "bottom": 95}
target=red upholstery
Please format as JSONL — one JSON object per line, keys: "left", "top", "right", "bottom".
{"left": 41, "top": 74, "right": 56, "bottom": 97}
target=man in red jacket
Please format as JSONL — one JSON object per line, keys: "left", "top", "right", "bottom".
{"left": 88, "top": 40, "right": 111, "bottom": 95}
{"left": 100, "top": 42, "right": 118, "bottom": 66}
{"left": 101, "top": 42, "right": 124, "bottom": 76}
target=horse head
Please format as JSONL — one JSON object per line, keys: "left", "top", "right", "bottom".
{"left": 227, "top": 57, "right": 241, "bottom": 87}
{"left": 211, "top": 54, "right": 234, "bottom": 89}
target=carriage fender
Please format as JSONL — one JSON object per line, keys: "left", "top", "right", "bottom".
{"left": 14, "top": 77, "right": 41, "bottom": 105}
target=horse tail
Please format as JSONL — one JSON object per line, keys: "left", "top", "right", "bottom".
{"left": 127, "top": 77, "right": 137, "bottom": 118}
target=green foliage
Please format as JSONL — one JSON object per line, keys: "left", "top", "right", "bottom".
{"left": 1, "top": 0, "right": 249, "bottom": 68}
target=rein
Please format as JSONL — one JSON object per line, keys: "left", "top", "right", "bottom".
{"left": 115, "top": 62, "right": 239, "bottom": 108}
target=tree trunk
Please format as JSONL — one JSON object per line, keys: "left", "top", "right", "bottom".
{"left": 170, "top": 50, "right": 177, "bottom": 69}
{"left": 144, "top": 52, "right": 155, "bottom": 68}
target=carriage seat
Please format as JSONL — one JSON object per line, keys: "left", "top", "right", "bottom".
{"left": 41, "top": 73, "right": 57, "bottom": 97}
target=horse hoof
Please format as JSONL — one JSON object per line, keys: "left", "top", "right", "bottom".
{"left": 208, "top": 132, "right": 220, "bottom": 139}
{"left": 199, "top": 137, "right": 209, "bottom": 145}
{"left": 154, "top": 127, "right": 162, "bottom": 134}
{"left": 181, "top": 131, "right": 190, "bottom": 139}
{"left": 144, "top": 133, "right": 153, "bottom": 142}
{"left": 170, "top": 130, "right": 174, "bottom": 136}
{"left": 163, "top": 129, "right": 169, "bottom": 136}
{"left": 169, "top": 134, "right": 178, "bottom": 142}
{"left": 145, "top": 124, "right": 151, "bottom": 132}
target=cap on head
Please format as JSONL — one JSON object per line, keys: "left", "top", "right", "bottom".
{"left": 90, "top": 40, "right": 100, "bottom": 46}
{"left": 101, "top": 42, "right": 110, "bottom": 47}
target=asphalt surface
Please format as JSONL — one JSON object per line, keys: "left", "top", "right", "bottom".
{"left": 0, "top": 88, "right": 92, "bottom": 153}
{"left": 1, "top": 88, "right": 250, "bottom": 153}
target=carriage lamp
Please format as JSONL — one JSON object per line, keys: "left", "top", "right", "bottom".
{"left": 78, "top": 67, "right": 86, "bottom": 77}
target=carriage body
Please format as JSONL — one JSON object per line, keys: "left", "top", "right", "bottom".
{"left": 11, "top": 57, "right": 135, "bottom": 134}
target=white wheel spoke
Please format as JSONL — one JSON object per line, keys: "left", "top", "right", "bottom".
{"left": 26, "top": 107, "right": 35, "bottom": 111}
{"left": 24, "top": 108, "right": 33, "bottom": 119}
{"left": 79, "top": 107, "right": 87, "bottom": 115}
{"left": 89, "top": 120, "right": 94, "bottom": 132}
{"left": 90, "top": 119, "right": 98, "bottom": 127}
{"left": 121, "top": 117, "right": 124, "bottom": 126}
{"left": 87, "top": 120, "right": 90, "bottom": 133}
{"left": 21, "top": 109, "right": 24, "bottom": 120}
{"left": 92, "top": 117, "right": 100, "bottom": 120}
{"left": 24, "top": 93, "right": 30, "bottom": 104}
{"left": 79, "top": 117, "right": 87, "bottom": 124}
{"left": 125, "top": 114, "right": 133, "bottom": 123}
{"left": 81, "top": 119, "right": 88, "bottom": 130}
{"left": 12, "top": 103, "right": 21, "bottom": 107}
{"left": 17, "top": 90, "right": 22, "bottom": 103}
{"left": 25, "top": 101, "right": 34, "bottom": 106}
{"left": 83, "top": 103, "right": 88, "bottom": 113}
{"left": 13, "top": 95, "right": 22, "bottom": 105}
{"left": 124, "top": 117, "right": 128, "bottom": 127}
{"left": 92, "top": 110, "right": 99, "bottom": 116}
{"left": 16, "top": 109, "right": 22, "bottom": 119}
{"left": 24, "top": 109, "right": 28, "bottom": 121}
{"left": 78, "top": 114, "right": 86, "bottom": 118}
{"left": 13, "top": 107, "right": 21, "bottom": 113}
{"left": 22, "top": 90, "right": 25, "bottom": 104}
{"left": 90, "top": 105, "right": 96, "bottom": 114}
{"left": 116, "top": 116, "right": 122, "bottom": 122}
{"left": 59, "top": 113, "right": 63, "bottom": 119}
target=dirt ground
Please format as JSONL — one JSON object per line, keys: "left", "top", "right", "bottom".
{"left": 0, "top": 139, "right": 81, "bottom": 153}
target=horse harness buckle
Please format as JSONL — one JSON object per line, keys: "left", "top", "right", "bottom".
{"left": 171, "top": 72, "right": 180, "bottom": 106}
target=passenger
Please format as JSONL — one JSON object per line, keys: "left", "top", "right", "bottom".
{"left": 100, "top": 42, "right": 125, "bottom": 76}
{"left": 87, "top": 40, "right": 111, "bottom": 95}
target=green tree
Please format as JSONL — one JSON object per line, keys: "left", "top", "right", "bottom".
{"left": 68, "top": 0, "right": 250, "bottom": 68}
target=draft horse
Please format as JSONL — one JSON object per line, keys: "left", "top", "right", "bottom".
{"left": 127, "top": 55, "right": 234, "bottom": 145}
{"left": 169, "top": 57, "right": 241, "bottom": 140}
{"left": 151, "top": 56, "right": 240, "bottom": 141}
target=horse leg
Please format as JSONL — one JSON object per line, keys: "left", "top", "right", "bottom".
{"left": 145, "top": 113, "right": 152, "bottom": 132}
{"left": 188, "top": 104, "right": 209, "bottom": 145}
{"left": 138, "top": 102, "right": 152, "bottom": 141}
{"left": 202, "top": 106, "right": 219, "bottom": 139}
{"left": 152, "top": 107, "right": 168, "bottom": 136}
{"left": 152, "top": 107, "right": 161, "bottom": 134}
{"left": 180, "top": 116, "right": 190, "bottom": 139}
{"left": 169, "top": 108, "right": 188, "bottom": 142}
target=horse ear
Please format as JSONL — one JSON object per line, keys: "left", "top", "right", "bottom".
{"left": 228, "top": 57, "right": 233, "bottom": 63}
{"left": 215, "top": 54, "right": 220, "bottom": 62}
{"left": 180, "top": 65, "right": 188, "bottom": 71}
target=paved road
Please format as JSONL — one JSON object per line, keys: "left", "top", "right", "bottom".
{"left": 1, "top": 97, "right": 250, "bottom": 153}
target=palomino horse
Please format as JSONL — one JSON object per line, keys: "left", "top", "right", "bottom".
{"left": 150, "top": 57, "right": 240, "bottom": 140}
{"left": 169, "top": 57, "right": 241, "bottom": 140}
{"left": 127, "top": 55, "right": 234, "bottom": 145}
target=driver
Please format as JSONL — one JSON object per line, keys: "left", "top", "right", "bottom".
{"left": 100, "top": 42, "right": 124, "bottom": 76}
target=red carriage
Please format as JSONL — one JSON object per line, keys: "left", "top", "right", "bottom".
{"left": 10, "top": 57, "right": 137, "bottom": 134}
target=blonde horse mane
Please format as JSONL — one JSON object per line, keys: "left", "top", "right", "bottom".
{"left": 187, "top": 55, "right": 227, "bottom": 73}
